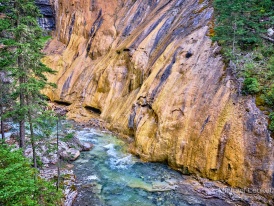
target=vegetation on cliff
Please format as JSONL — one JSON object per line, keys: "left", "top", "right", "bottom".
{"left": 213, "top": 0, "right": 274, "bottom": 129}
{"left": 0, "top": 144, "right": 62, "bottom": 205}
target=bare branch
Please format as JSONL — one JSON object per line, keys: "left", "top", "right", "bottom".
{"left": 260, "top": 34, "right": 274, "bottom": 43}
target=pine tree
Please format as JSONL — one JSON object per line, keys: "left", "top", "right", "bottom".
{"left": 0, "top": 70, "right": 11, "bottom": 141}
{"left": 0, "top": 0, "right": 56, "bottom": 167}
{"left": 213, "top": 0, "right": 274, "bottom": 128}
{"left": 0, "top": 8, "right": 15, "bottom": 141}
{"left": 213, "top": 0, "right": 274, "bottom": 51}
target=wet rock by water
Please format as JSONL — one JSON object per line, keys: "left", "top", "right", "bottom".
{"left": 60, "top": 148, "right": 80, "bottom": 161}
{"left": 71, "top": 125, "right": 272, "bottom": 206}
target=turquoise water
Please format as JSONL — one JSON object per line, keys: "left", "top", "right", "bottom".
{"left": 72, "top": 126, "right": 231, "bottom": 206}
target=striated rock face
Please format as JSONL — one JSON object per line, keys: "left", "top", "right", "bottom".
{"left": 36, "top": 0, "right": 55, "bottom": 30}
{"left": 43, "top": 0, "right": 274, "bottom": 189}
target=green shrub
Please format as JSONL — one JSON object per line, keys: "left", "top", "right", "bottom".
{"left": 261, "top": 46, "right": 274, "bottom": 57}
{"left": 264, "top": 88, "right": 274, "bottom": 107}
{"left": 63, "top": 133, "right": 74, "bottom": 141}
{"left": 269, "top": 112, "right": 274, "bottom": 131}
{"left": 267, "top": 56, "right": 274, "bottom": 72}
{"left": 242, "top": 77, "right": 260, "bottom": 95}
{"left": 0, "top": 144, "right": 62, "bottom": 205}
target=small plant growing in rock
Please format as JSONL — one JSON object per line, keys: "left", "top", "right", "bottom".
{"left": 63, "top": 133, "right": 74, "bottom": 141}
{"left": 242, "top": 77, "right": 260, "bottom": 95}
{"left": 269, "top": 112, "right": 274, "bottom": 131}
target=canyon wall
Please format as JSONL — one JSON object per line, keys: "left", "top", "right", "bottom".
{"left": 36, "top": 0, "right": 55, "bottom": 30}
{"left": 43, "top": 0, "right": 274, "bottom": 189}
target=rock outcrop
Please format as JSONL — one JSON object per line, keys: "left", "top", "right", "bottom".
{"left": 36, "top": 0, "right": 55, "bottom": 30}
{"left": 43, "top": 0, "right": 274, "bottom": 191}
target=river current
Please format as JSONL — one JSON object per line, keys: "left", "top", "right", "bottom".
{"left": 71, "top": 126, "right": 233, "bottom": 206}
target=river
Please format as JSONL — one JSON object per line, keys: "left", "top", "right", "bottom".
{"left": 71, "top": 125, "right": 236, "bottom": 206}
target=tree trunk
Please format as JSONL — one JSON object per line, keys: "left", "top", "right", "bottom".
{"left": 26, "top": 95, "right": 37, "bottom": 168}
{"left": 1, "top": 117, "right": 4, "bottom": 141}
{"left": 19, "top": 75, "right": 25, "bottom": 148}
{"left": 260, "top": 34, "right": 274, "bottom": 43}
{"left": 15, "top": 2, "right": 25, "bottom": 148}
{"left": 0, "top": 82, "right": 5, "bottom": 141}
{"left": 56, "top": 116, "right": 60, "bottom": 191}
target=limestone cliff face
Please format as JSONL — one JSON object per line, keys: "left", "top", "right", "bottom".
{"left": 43, "top": 0, "right": 274, "bottom": 189}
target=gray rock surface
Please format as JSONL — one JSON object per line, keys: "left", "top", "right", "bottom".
{"left": 35, "top": 0, "right": 55, "bottom": 30}
{"left": 60, "top": 148, "right": 80, "bottom": 161}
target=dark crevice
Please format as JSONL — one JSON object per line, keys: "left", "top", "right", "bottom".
{"left": 85, "top": 106, "right": 102, "bottom": 115}
{"left": 86, "top": 9, "right": 103, "bottom": 57}
{"left": 67, "top": 13, "right": 76, "bottom": 44}
{"left": 228, "top": 164, "right": 232, "bottom": 171}
{"left": 200, "top": 115, "right": 210, "bottom": 133}
{"left": 128, "top": 79, "right": 133, "bottom": 93}
{"left": 186, "top": 51, "right": 193, "bottom": 58}
{"left": 54, "top": 100, "right": 71, "bottom": 106}
{"left": 128, "top": 104, "right": 136, "bottom": 130}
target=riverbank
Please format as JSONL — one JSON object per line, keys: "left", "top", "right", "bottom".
{"left": 2, "top": 102, "right": 273, "bottom": 205}
{"left": 49, "top": 102, "right": 273, "bottom": 205}
{"left": 71, "top": 124, "right": 273, "bottom": 206}
{"left": 1, "top": 117, "right": 92, "bottom": 206}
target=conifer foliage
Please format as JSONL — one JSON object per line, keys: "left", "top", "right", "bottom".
{"left": 0, "top": 144, "right": 62, "bottom": 205}
{"left": 213, "top": 0, "right": 274, "bottom": 51}
{"left": 0, "top": 0, "right": 62, "bottom": 204}
{"left": 0, "top": 0, "right": 56, "bottom": 167}
{"left": 213, "top": 0, "right": 274, "bottom": 130}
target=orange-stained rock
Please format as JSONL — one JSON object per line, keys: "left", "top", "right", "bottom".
{"left": 43, "top": 0, "right": 274, "bottom": 190}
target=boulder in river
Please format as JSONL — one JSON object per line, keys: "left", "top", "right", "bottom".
{"left": 60, "top": 148, "right": 80, "bottom": 161}
{"left": 67, "top": 137, "right": 94, "bottom": 151}
{"left": 80, "top": 142, "right": 93, "bottom": 151}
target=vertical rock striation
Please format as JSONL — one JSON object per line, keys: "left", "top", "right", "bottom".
{"left": 43, "top": 0, "right": 274, "bottom": 190}
{"left": 36, "top": 0, "right": 55, "bottom": 30}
